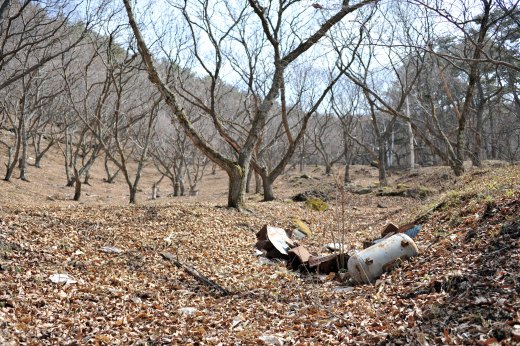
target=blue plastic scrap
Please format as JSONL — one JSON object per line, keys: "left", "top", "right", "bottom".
{"left": 404, "top": 225, "right": 421, "bottom": 238}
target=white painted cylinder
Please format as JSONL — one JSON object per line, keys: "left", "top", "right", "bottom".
{"left": 348, "top": 233, "right": 419, "bottom": 284}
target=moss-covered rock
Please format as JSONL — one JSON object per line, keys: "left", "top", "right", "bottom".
{"left": 352, "top": 187, "right": 372, "bottom": 195}
{"left": 305, "top": 197, "right": 329, "bottom": 212}
{"left": 290, "top": 218, "right": 311, "bottom": 238}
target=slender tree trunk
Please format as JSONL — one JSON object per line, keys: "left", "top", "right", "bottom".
{"left": 254, "top": 171, "right": 262, "bottom": 194}
{"left": 344, "top": 162, "right": 351, "bottom": 183}
{"left": 405, "top": 95, "right": 414, "bottom": 169}
{"left": 408, "top": 123, "right": 414, "bottom": 169}
{"left": 5, "top": 129, "right": 21, "bottom": 182}
{"left": 489, "top": 108, "right": 497, "bottom": 159}
{"left": 454, "top": 120, "right": 466, "bottom": 176}
{"left": 32, "top": 134, "right": 54, "bottom": 168}
{"left": 64, "top": 132, "right": 74, "bottom": 186}
{"left": 152, "top": 183, "right": 158, "bottom": 200}
{"left": 83, "top": 171, "right": 91, "bottom": 185}
{"left": 388, "top": 126, "right": 394, "bottom": 168}
{"left": 33, "top": 134, "right": 42, "bottom": 168}
{"left": 299, "top": 134, "right": 305, "bottom": 172}
{"left": 180, "top": 179, "right": 185, "bottom": 196}
{"left": 343, "top": 147, "right": 352, "bottom": 183}
{"left": 473, "top": 109, "right": 484, "bottom": 167}
{"left": 245, "top": 167, "right": 253, "bottom": 194}
{"left": 378, "top": 140, "right": 388, "bottom": 187}
{"left": 73, "top": 168, "right": 81, "bottom": 201}
{"left": 472, "top": 83, "right": 486, "bottom": 167}
{"left": 103, "top": 153, "right": 120, "bottom": 183}
{"left": 174, "top": 176, "right": 180, "bottom": 196}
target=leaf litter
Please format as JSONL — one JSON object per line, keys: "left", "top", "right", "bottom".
{"left": 0, "top": 165, "right": 519, "bottom": 345}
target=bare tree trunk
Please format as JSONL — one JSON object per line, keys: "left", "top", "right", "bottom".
{"left": 254, "top": 171, "right": 262, "bottom": 194}
{"left": 152, "top": 183, "right": 159, "bottom": 200}
{"left": 344, "top": 162, "right": 351, "bottom": 183}
{"left": 245, "top": 167, "right": 253, "bottom": 194}
{"left": 409, "top": 124, "right": 415, "bottom": 169}
{"left": 152, "top": 175, "right": 164, "bottom": 200}
{"left": 4, "top": 127, "right": 21, "bottom": 182}
{"left": 407, "top": 96, "right": 415, "bottom": 170}
{"left": 325, "top": 163, "right": 332, "bottom": 175}
{"left": 387, "top": 125, "right": 394, "bottom": 169}
{"left": 63, "top": 132, "right": 75, "bottom": 186}
{"left": 489, "top": 108, "right": 497, "bottom": 159}
{"left": 299, "top": 136, "right": 305, "bottom": 173}
{"left": 33, "top": 134, "right": 54, "bottom": 168}
{"left": 104, "top": 153, "right": 119, "bottom": 183}
{"left": 378, "top": 139, "right": 388, "bottom": 187}
{"left": 472, "top": 81, "right": 486, "bottom": 167}
{"left": 343, "top": 145, "right": 353, "bottom": 184}
{"left": 83, "top": 171, "right": 91, "bottom": 185}
{"left": 228, "top": 166, "right": 246, "bottom": 209}
{"left": 129, "top": 186, "right": 138, "bottom": 204}
{"left": 454, "top": 118, "right": 466, "bottom": 176}
{"left": 180, "top": 179, "right": 185, "bottom": 196}
{"left": 260, "top": 169, "right": 274, "bottom": 201}
{"left": 73, "top": 168, "right": 81, "bottom": 201}
{"left": 173, "top": 175, "right": 181, "bottom": 196}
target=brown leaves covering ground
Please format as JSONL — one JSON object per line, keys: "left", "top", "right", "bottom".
{"left": 0, "top": 163, "right": 519, "bottom": 345}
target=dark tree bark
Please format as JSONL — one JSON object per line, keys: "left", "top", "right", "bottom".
{"left": 73, "top": 168, "right": 81, "bottom": 201}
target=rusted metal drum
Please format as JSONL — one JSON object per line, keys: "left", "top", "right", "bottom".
{"left": 348, "top": 233, "right": 419, "bottom": 284}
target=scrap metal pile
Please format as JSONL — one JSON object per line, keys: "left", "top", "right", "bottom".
{"left": 255, "top": 222, "right": 421, "bottom": 285}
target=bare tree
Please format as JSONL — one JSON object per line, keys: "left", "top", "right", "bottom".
{"left": 308, "top": 112, "right": 345, "bottom": 176}
{"left": 0, "top": 1, "right": 102, "bottom": 92}
{"left": 151, "top": 116, "right": 189, "bottom": 197}
{"left": 0, "top": 65, "right": 63, "bottom": 181}
{"left": 123, "top": 0, "right": 377, "bottom": 209}
{"left": 330, "top": 82, "right": 362, "bottom": 183}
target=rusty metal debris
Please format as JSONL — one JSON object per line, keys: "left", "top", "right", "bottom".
{"left": 308, "top": 254, "right": 340, "bottom": 274}
{"left": 288, "top": 246, "right": 311, "bottom": 270}
{"left": 381, "top": 223, "right": 399, "bottom": 237}
{"left": 256, "top": 225, "right": 295, "bottom": 259}
{"left": 255, "top": 222, "right": 421, "bottom": 285}
{"left": 369, "top": 223, "right": 421, "bottom": 247}
{"left": 381, "top": 222, "right": 418, "bottom": 238}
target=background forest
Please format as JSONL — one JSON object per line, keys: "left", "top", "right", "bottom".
{"left": 0, "top": 0, "right": 518, "bottom": 207}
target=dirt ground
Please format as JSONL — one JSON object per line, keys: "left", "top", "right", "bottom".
{"left": 0, "top": 129, "right": 453, "bottom": 208}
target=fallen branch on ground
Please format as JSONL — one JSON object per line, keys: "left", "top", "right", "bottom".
{"left": 159, "top": 252, "right": 231, "bottom": 296}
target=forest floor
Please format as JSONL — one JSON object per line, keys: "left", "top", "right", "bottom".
{"left": 0, "top": 135, "right": 519, "bottom": 345}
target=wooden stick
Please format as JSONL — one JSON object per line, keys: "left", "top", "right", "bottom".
{"left": 159, "top": 252, "right": 230, "bottom": 296}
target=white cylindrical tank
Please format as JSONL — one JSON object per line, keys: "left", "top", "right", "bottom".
{"left": 348, "top": 233, "right": 419, "bottom": 284}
